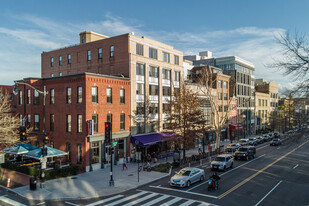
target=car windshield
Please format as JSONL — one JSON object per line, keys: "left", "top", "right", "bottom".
{"left": 239, "top": 140, "right": 246, "bottom": 143}
{"left": 238, "top": 148, "right": 248, "bottom": 152}
{"left": 176, "top": 169, "right": 191, "bottom": 176}
{"left": 215, "top": 157, "right": 225, "bottom": 161}
{"left": 249, "top": 138, "right": 254, "bottom": 140}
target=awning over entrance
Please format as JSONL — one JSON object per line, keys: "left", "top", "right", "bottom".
{"left": 131, "top": 132, "right": 177, "bottom": 147}
{"left": 229, "top": 124, "right": 243, "bottom": 130}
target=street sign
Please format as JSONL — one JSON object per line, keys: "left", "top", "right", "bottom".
{"left": 112, "top": 141, "right": 118, "bottom": 147}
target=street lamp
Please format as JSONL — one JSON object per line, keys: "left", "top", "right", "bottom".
{"left": 14, "top": 81, "right": 48, "bottom": 188}
{"left": 242, "top": 114, "right": 246, "bottom": 138}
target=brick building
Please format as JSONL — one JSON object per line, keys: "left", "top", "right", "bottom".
{"left": 14, "top": 73, "right": 130, "bottom": 172}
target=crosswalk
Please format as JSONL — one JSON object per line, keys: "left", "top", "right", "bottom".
{"left": 0, "top": 195, "right": 26, "bottom": 206}
{"left": 86, "top": 190, "right": 215, "bottom": 206}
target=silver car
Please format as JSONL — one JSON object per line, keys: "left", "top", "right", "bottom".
{"left": 211, "top": 154, "right": 234, "bottom": 171}
{"left": 170, "top": 167, "right": 205, "bottom": 187}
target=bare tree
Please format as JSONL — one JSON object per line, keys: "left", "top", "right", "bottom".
{"left": 0, "top": 89, "right": 19, "bottom": 147}
{"left": 271, "top": 31, "right": 309, "bottom": 94}
{"left": 164, "top": 85, "right": 207, "bottom": 159}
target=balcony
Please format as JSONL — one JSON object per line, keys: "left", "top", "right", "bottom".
{"left": 136, "top": 75, "right": 144, "bottom": 83}
{"left": 136, "top": 95, "right": 144, "bottom": 102}
{"left": 136, "top": 114, "right": 145, "bottom": 121}
{"left": 162, "top": 79, "right": 171, "bottom": 87}
{"left": 149, "top": 77, "right": 158, "bottom": 85}
{"left": 149, "top": 95, "right": 159, "bottom": 103}
{"left": 174, "top": 81, "right": 180, "bottom": 88}
{"left": 162, "top": 96, "right": 171, "bottom": 103}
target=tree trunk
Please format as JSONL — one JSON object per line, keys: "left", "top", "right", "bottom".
{"left": 183, "top": 148, "right": 186, "bottom": 160}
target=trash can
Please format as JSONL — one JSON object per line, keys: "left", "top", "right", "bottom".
{"left": 29, "top": 177, "right": 37, "bottom": 190}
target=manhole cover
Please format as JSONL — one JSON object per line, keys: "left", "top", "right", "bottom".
{"left": 128, "top": 174, "right": 134, "bottom": 176}
{"left": 71, "top": 177, "right": 78, "bottom": 179}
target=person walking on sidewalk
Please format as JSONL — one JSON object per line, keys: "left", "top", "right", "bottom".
{"left": 123, "top": 158, "right": 128, "bottom": 170}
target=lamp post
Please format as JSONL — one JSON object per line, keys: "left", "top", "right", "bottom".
{"left": 14, "top": 81, "right": 48, "bottom": 188}
{"left": 242, "top": 114, "right": 246, "bottom": 138}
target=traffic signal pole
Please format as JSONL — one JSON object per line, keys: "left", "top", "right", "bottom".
{"left": 105, "top": 122, "right": 114, "bottom": 186}
{"left": 109, "top": 147, "right": 114, "bottom": 186}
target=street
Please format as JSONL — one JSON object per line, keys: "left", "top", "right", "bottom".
{"left": 1, "top": 132, "right": 309, "bottom": 206}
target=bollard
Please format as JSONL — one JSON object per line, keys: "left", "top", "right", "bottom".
{"left": 7, "top": 178, "right": 10, "bottom": 188}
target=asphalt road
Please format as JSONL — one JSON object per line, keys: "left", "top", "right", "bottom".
{"left": 1, "top": 131, "right": 309, "bottom": 206}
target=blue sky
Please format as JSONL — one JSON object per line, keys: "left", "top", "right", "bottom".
{"left": 1, "top": 0, "right": 309, "bottom": 92}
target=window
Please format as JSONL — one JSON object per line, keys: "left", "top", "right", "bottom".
{"left": 50, "top": 141, "right": 54, "bottom": 148}
{"left": 149, "top": 103, "right": 158, "bottom": 114}
{"left": 51, "top": 74, "right": 54, "bottom": 77}
{"left": 218, "top": 80, "right": 222, "bottom": 88}
{"left": 50, "top": 88, "right": 54, "bottom": 104}
{"left": 34, "top": 90, "right": 39, "bottom": 105}
{"left": 50, "top": 57, "right": 54, "bottom": 67}
{"left": 66, "top": 87, "right": 71, "bottom": 104}
{"left": 218, "top": 92, "right": 222, "bottom": 100}
{"left": 149, "top": 85, "right": 159, "bottom": 95}
{"left": 77, "top": 86, "right": 82, "bottom": 104}
{"left": 149, "top": 48, "right": 157, "bottom": 59}
{"left": 59, "top": 72, "right": 62, "bottom": 76}
{"left": 163, "top": 86, "right": 171, "bottom": 96}
{"left": 136, "top": 43, "right": 143, "bottom": 56}
{"left": 77, "top": 144, "right": 82, "bottom": 163}
{"left": 34, "top": 114, "right": 40, "bottom": 131}
{"left": 219, "top": 105, "right": 222, "bottom": 112}
{"left": 149, "top": 66, "right": 158, "bottom": 77}
{"left": 174, "top": 71, "right": 180, "bottom": 81}
{"left": 162, "top": 52, "right": 170, "bottom": 63}
{"left": 224, "top": 105, "right": 228, "bottom": 112}
{"left": 136, "top": 103, "right": 144, "bottom": 115}
{"left": 66, "top": 114, "right": 71, "bottom": 132}
{"left": 87, "top": 50, "right": 91, "bottom": 61}
{"left": 92, "top": 114, "right": 98, "bottom": 133}
{"left": 59, "top": 56, "right": 62, "bottom": 66}
{"left": 77, "top": 114, "right": 82, "bottom": 133}
{"left": 107, "top": 88, "right": 112, "bottom": 104}
{"left": 81, "top": 35, "right": 85, "bottom": 43}
{"left": 224, "top": 93, "right": 228, "bottom": 100}
{"left": 110, "top": 45, "right": 114, "bottom": 57}
{"left": 66, "top": 143, "right": 71, "bottom": 161}
{"left": 27, "top": 114, "right": 31, "bottom": 127}
{"left": 92, "top": 86, "right": 98, "bottom": 103}
{"left": 120, "top": 89, "right": 125, "bottom": 104}
{"left": 98, "top": 48, "right": 102, "bottom": 59}
{"left": 18, "top": 90, "right": 22, "bottom": 105}
{"left": 50, "top": 114, "right": 54, "bottom": 131}
{"left": 224, "top": 81, "right": 227, "bottom": 89}
{"left": 258, "top": 99, "right": 261, "bottom": 106}
{"left": 162, "top": 69, "right": 171, "bottom": 80}
{"left": 174, "top": 55, "right": 179, "bottom": 65}
{"left": 120, "top": 113, "right": 125, "bottom": 130}
{"left": 136, "top": 83, "right": 144, "bottom": 95}
{"left": 265, "top": 100, "right": 267, "bottom": 107}
{"left": 107, "top": 113, "right": 112, "bottom": 124}
{"left": 68, "top": 54, "right": 71, "bottom": 64}
{"left": 136, "top": 63, "right": 145, "bottom": 75}
{"left": 163, "top": 103, "right": 170, "bottom": 113}
{"left": 27, "top": 89, "right": 31, "bottom": 104}
{"left": 91, "top": 141, "right": 100, "bottom": 164}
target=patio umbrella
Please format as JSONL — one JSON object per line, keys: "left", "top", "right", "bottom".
{"left": 23, "top": 146, "right": 68, "bottom": 160}
{"left": 2, "top": 143, "right": 39, "bottom": 154}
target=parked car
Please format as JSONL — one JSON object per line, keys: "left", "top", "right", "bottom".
{"left": 226, "top": 143, "right": 241, "bottom": 152}
{"left": 211, "top": 154, "right": 234, "bottom": 171}
{"left": 268, "top": 133, "right": 274, "bottom": 140}
{"left": 262, "top": 134, "right": 270, "bottom": 142}
{"left": 238, "top": 139, "right": 249, "bottom": 146}
{"left": 233, "top": 146, "right": 256, "bottom": 160}
{"left": 270, "top": 139, "right": 282, "bottom": 146}
{"left": 170, "top": 167, "right": 205, "bottom": 187}
{"left": 256, "top": 136, "right": 264, "bottom": 144}
{"left": 274, "top": 132, "right": 280, "bottom": 138}
{"left": 248, "top": 137, "right": 258, "bottom": 146}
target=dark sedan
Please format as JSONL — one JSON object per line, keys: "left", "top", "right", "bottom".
{"left": 270, "top": 139, "right": 282, "bottom": 146}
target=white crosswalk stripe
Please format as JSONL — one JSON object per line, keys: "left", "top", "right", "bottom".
{"left": 87, "top": 190, "right": 215, "bottom": 206}
{"left": 0, "top": 196, "right": 26, "bottom": 206}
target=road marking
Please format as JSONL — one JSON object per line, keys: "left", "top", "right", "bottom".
{"left": 255, "top": 180, "right": 282, "bottom": 206}
{"left": 217, "top": 139, "right": 309, "bottom": 199}
{"left": 0, "top": 196, "right": 26, "bottom": 206}
{"left": 293, "top": 164, "right": 299, "bottom": 169}
{"left": 179, "top": 199, "right": 195, "bottom": 206}
{"left": 157, "top": 185, "right": 161, "bottom": 187}
{"left": 105, "top": 191, "right": 148, "bottom": 206}
{"left": 122, "top": 193, "right": 158, "bottom": 206}
{"left": 187, "top": 154, "right": 266, "bottom": 192}
{"left": 142, "top": 194, "right": 170, "bottom": 206}
{"left": 257, "top": 144, "right": 269, "bottom": 150}
{"left": 160, "top": 197, "right": 182, "bottom": 206}
{"left": 65, "top": 201, "right": 80, "bottom": 206}
{"left": 36, "top": 202, "right": 46, "bottom": 205}
{"left": 86, "top": 194, "right": 123, "bottom": 206}
{"left": 149, "top": 185, "right": 217, "bottom": 199}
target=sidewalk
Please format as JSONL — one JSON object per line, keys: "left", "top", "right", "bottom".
{"left": 7, "top": 140, "right": 233, "bottom": 201}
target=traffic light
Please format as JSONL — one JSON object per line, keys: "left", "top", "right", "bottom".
{"left": 41, "top": 147, "right": 48, "bottom": 156}
{"left": 105, "top": 122, "right": 112, "bottom": 144}
{"left": 43, "top": 132, "right": 49, "bottom": 144}
{"left": 19, "top": 126, "right": 27, "bottom": 141}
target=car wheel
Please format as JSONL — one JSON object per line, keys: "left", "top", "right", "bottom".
{"left": 230, "top": 162, "right": 233, "bottom": 168}
{"left": 187, "top": 181, "right": 191, "bottom": 187}
{"left": 200, "top": 175, "right": 204, "bottom": 182}
{"left": 246, "top": 156, "right": 249, "bottom": 161}
{"left": 223, "top": 166, "right": 226, "bottom": 171}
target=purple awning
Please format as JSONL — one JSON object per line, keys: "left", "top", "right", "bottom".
{"left": 131, "top": 132, "right": 178, "bottom": 147}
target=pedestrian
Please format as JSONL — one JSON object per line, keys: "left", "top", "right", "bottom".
{"left": 147, "top": 153, "right": 151, "bottom": 163}
{"left": 123, "top": 158, "right": 128, "bottom": 170}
